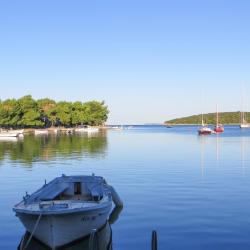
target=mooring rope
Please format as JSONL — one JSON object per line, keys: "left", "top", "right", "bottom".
{"left": 22, "top": 213, "right": 42, "bottom": 250}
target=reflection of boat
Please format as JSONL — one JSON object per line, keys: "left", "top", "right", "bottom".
{"left": 198, "top": 113, "right": 214, "bottom": 135}
{"left": 35, "top": 129, "right": 49, "bottom": 135}
{"left": 75, "top": 126, "right": 99, "bottom": 133}
{"left": 18, "top": 221, "right": 112, "bottom": 250}
{"left": 14, "top": 175, "right": 123, "bottom": 249}
{"left": 214, "top": 105, "right": 224, "bottom": 133}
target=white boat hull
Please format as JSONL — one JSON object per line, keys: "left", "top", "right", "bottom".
{"left": 17, "top": 205, "right": 111, "bottom": 249}
{"left": 35, "top": 130, "right": 49, "bottom": 135}
{"left": 240, "top": 124, "right": 250, "bottom": 128}
{"left": 75, "top": 128, "right": 99, "bottom": 133}
{"left": 0, "top": 132, "right": 19, "bottom": 137}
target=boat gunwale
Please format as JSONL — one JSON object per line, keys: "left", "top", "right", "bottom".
{"left": 13, "top": 199, "right": 112, "bottom": 215}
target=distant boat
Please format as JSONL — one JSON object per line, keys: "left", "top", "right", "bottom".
{"left": 75, "top": 125, "right": 99, "bottom": 133}
{"left": 0, "top": 131, "right": 19, "bottom": 137}
{"left": 214, "top": 105, "right": 224, "bottom": 133}
{"left": 34, "top": 129, "right": 49, "bottom": 135}
{"left": 240, "top": 111, "right": 250, "bottom": 128}
{"left": 109, "top": 125, "right": 124, "bottom": 130}
{"left": 13, "top": 174, "right": 123, "bottom": 249}
{"left": 240, "top": 85, "right": 250, "bottom": 128}
{"left": 0, "top": 128, "right": 24, "bottom": 137}
{"left": 164, "top": 123, "right": 173, "bottom": 128}
{"left": 198, "top": 113, "right": 214, "bottom": 135}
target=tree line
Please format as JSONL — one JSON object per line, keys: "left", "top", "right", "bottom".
{"left": 0, "top": 95, "right": 109, "bottom": 128}
{"left": 165, "top": 112, "right": 250, "bottom": 125}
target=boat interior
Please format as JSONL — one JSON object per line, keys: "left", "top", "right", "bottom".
{"left": 30, "top": 179, "right": 105, "bottom": 205}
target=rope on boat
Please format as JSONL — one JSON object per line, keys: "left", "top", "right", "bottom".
{"left": 151, "top": 230, "right": 157, "bottom": 250}
{"left": 22, "top": 213, "right": 42, "bottom": 250}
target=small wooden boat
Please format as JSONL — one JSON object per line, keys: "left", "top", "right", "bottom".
{"left": 13, "top": 174, "right": 123, "bottom": 249}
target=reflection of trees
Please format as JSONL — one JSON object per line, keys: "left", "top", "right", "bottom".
{"left": 0, "top": 132, "right": 107, "bottom": 165}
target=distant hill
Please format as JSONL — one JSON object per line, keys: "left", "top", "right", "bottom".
{"left": 165, "top": 112, "right": 250, "bottom": 125}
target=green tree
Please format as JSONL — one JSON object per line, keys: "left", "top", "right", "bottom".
{"left": 18, "top": 95, "right": 43, "bottom": 127}
{"left": 56, "top": 101, "right": 72, "bottom": 126}
{"left": 37, "top": 98, "right": 57, "bottom": 126}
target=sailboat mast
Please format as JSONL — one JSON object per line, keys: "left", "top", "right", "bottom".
{"left": 241, "top": 84, "right": 246, "bottom": 124}
{"left": 201, "top": 112, "right": 204, "bottom": 126}
{"left": 216, "top": 104, "right": 219, "bottom": 126}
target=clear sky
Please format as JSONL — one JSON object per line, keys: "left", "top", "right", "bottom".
{"left": 0, "top": 0, "right": 249, "bottom": 124}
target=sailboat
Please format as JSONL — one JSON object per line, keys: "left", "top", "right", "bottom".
{"left": 198, "top": 113, "right": 214, "bottom": 135}
{"left": 240, "top": 85, "right": 250, "bottom": 128}
{"left": 214, "top": 105, "right": 224, "bottom": 133}
{"left": 240, "top": 111, "right": 250, "bottom": 128}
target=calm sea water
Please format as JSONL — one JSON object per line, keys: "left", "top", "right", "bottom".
{"left": 0, "top": 126, "right": 250, "bottom": 250}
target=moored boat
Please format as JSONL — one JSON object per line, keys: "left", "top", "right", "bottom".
{"left": 34, "top": 129, "right": 49, "bottom": 135}
{"left": 239, "top": 86, "right": 250, "bottom": 128}
{"left": 75, "top": 125, "right": 99, "bottom": 133}
{"left": 0, "top": 131, "right": 19, "bottom": 137}
{"left": 198, "top": 113, "right": 214, "bottom": 135}
{"left": 240, "top": 111, "right": 250, "bottom": 128}
{"left": 198, "top": 126, "right": 214, "bottom": 135}
{"left": 18, "top": 221, "right": 112, "bottom": 250}
{"left": 13, "top": 174, "right": 123, "bottom": 249}
{"left": 214, "top": 105, "right": 224, "bottom": 133}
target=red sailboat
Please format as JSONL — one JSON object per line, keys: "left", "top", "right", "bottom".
{"left": 214, "top": 105, "right": 224, "bottom": 133}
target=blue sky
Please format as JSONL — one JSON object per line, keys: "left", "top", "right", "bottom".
{"left": 0, "top": 0, "right": 249, "bottom": 124}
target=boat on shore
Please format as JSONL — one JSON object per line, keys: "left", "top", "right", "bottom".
{"left": 0, "top": 128, "right": 24, "bottom": 137}
{"left": 0, "top": 131, "right": 20, "bottom": 137}
{"left": 214, "top": 105, "right": 224, "bottom": 133}
{"left": 13, "top": 174, "right": 123, "bottom": 249}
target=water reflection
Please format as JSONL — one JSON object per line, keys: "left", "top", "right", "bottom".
{"left": 18, "top": 206, "right": 122, "bottom": 250}
{"left": 0, "top": 132, "right": 108, "bottom": 165}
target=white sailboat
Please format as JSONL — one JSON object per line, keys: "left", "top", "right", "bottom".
{"left": 198, "top": 113, "right": 214, "bottom": 135}
{"left": 240, "top": 111, "right": 250, "bottom": 128}
{"left": 240, "top": 86, "right": 250, "bottom": 128}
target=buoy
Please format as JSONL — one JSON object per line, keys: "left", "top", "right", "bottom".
{"left": 108, "top": 185, "right": 123, "bottom": 207}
